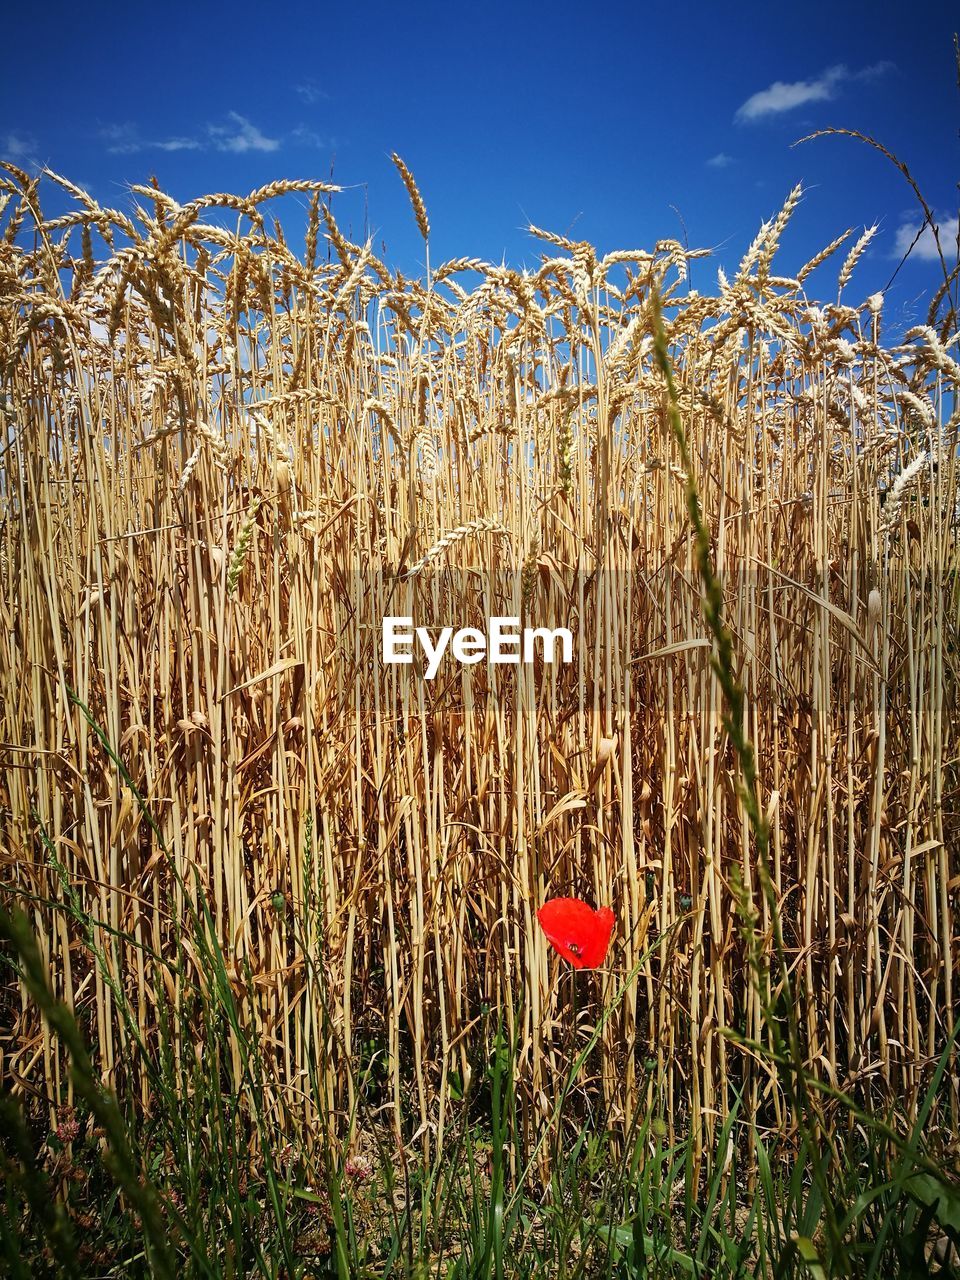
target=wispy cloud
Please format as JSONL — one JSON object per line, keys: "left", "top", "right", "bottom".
{"left": 735, "top": 62, "right": 893, "bottom": 123}
{"left": 894, "top": 215, "right": 960, "bottom": 263}
{"left": 295, "top": 79, "right": 327, "bottom": 105}
{"left": 102, "top": 114, "right": 282, "bottom": 156}
{"left": 102, "top": 123, "right": 202, "bottom": 154}
{"left": 706, "top": 152, "right": 734, "bottom": 169}
{"left": 102, "top": 123, "right": 144, "bottom": 154}
{"left": 208, "top": 112, "right": 279, "bottom": 154}
{"left": 155, "top": 137, "right": 202, "bottom": 152}
{"left": 4, "top": 131, "right": 37, "bottom": 159}
{"left": 291, "top": 124, "right": 331, "bottom": 149}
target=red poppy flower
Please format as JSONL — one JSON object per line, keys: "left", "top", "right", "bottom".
{"left": 536, "top": 897, "right": 615, "bottom": 969}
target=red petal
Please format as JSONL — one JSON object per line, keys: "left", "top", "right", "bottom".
{"left": 537, "top": 898, "right": 615, "bottom": 969}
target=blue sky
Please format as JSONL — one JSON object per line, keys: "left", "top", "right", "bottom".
{"left": 3, "top": 0, "right": 957, "bottom": 327}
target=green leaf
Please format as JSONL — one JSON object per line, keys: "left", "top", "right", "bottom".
{"left": 594, "top": 1223, "right": 633, "bottom": 1259}
{"left": 906, "top": 1173, "right": 960, "bottom": 1237}
{"left": 791, "top": 1234, "right": 827, "bottom": 1279}
{"left": 594, "top": 1222, "right": 695, "bottom": 1273}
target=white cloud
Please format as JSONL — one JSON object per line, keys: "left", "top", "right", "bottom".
{"left": 295, "top": 80, "right": 327, "bottom": 105}
{"left": 101, "top": 113, "right": 281, "bottom": 156}
{"left": 736, "top": 65, "right": 846, "bottom": 121}
{"left": 707, "top": 152, "right": 734, "bottom": 169}
{"left": 735, "top": 62, "right": 893, "bottom": 123}
{"left": 209, "top": 112, "right": 279, "bottom": 154}
{"left": 857, "top": 61, "right": 896, "bottom": 81}
{"left": 291, "top": 124, "right": 330, "bottom": 149}
{"left": 102, "top": 123, "right": 202, "bottom": 154}
{"left": 4, "top": 132, "right": 37, "bottom": 158}
{"left": 102, "top": 123, "right": 144, "bottom": 154}
{"left": 894, "top": 215, "right": 960, "bottom": 263}
{"left": 155, "top": 137, "right": 202, "bottom": 152}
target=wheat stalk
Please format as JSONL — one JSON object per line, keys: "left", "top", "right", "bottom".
{"left": 391, "top": 153, "right": 430, "bottom": 242}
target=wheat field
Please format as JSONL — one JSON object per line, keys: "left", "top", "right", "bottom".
{"left": 1, "top": 155, "right": 959, "bottom": 1270}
